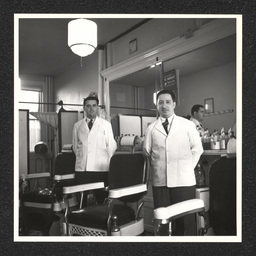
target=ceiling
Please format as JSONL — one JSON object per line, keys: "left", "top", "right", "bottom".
{"left": 19, "top": 18, "right": 147, "bottom": 76}
{"left": 19, "top": 18, "right": 236, "bottom": 82}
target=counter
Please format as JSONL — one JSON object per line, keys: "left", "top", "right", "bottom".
{"left": 203, "top": 149, "right": 227, "bottom": 156}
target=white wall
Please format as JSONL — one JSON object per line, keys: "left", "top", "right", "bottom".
{"left": 53, "top": 51, "right": 99, "bottom": 112}
{"left": 176, "top": 62, "right": 236, "bottom": 133}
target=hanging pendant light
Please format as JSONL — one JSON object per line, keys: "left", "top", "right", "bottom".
{"left": 68, "top": 18, "right": 97, "bottom": 58}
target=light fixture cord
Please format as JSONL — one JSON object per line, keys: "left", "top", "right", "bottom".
{"left": 80, "top": 56, "right": 83, "bottom": 67}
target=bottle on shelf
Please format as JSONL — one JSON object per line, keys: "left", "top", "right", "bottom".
{"left": 202, "top": 129, "right": 211, "bottom": 150}
{"left": 227, "top": 131, "right": 236, "bottom": 155}
{"left": 220, "top": 127, "right": 226, "bottom": 149}
{"left": 210, "top": 130, "right": 220, "bottom": 150}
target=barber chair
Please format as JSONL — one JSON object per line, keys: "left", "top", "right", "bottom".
{"left": 153, "top": 154, "right": 237, "bottom": 236}
{"left": 153, "top": 199, "right": 205, "bottom": 236}
{"left": 62, "top": 153, "right": 148, "bottom": 236}
{"left": 19, "top": 144, "right": 77, "bottom": 236}
{"left": 208, "top": 155, "right": 237, "bottom": 235}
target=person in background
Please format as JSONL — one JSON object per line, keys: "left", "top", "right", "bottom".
{"left": 72, "top": 93, "right": 117, "bottom": 204}
{"left": 143, "top": 89, "right": 204, "bottom": 236}
{"left": 190, "top": 104, "right": 205, "bottom": 137}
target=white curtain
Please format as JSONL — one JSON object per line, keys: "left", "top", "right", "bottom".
{"left": 30, "top": 112, "right": 58, "bottom": 158}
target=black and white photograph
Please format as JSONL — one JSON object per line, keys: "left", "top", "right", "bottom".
{"left": 14, "top": 14, "right": 242, "bottom": 243}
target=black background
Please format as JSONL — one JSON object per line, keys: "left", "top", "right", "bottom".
{"left": 1, "top": 0, "right": 256, "bottom": 255}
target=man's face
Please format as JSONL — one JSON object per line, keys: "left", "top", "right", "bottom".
{"left": 84, "top": 99, "right": 98, "bottom": 119}
{"left": 195, "top": 107, "right": 205, "bottom": 122}
{"left": 157, "top": 93, "right": 176, "bottom": 118}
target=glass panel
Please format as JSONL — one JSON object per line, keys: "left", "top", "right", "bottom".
{"left": 109, "top": 65, "right": 162, "bottom": 117}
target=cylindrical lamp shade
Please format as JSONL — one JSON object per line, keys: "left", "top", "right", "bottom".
{"left": 68, "top": 19, "right": 97, "bottom": 57}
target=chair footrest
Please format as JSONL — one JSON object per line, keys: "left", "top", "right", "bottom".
{"left": 68, "top": 223, "right": 107, "bottom": 236}
{"left": 115, "top": 218, "right": 144, "bottom": 236}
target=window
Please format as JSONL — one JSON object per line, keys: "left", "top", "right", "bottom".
{"left": 19, "top": 90, "right": 42, "bottom": 152}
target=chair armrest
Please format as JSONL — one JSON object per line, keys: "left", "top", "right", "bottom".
{"left": 20, "top": 172, "right": 51, "bottom": 180}
{"left": 108, "top": 184, "right": 147, "bottom": 199}
{"left": 62, "top": 182, "right": 105, "bottom": 194}
{"left": 154, "top": 199, "right": 204, "bottom": 221}
{"left": 54, "top": 174, "right": 75, "bottom": 181}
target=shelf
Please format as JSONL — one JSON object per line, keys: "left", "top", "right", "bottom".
{"left": 203, "top": 149, "right": 227, "bottom": 156}
{"left": 204, "top": 109, "right": 234, "bottom": 116}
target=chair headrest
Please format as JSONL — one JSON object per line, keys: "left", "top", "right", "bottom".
{"left": 34, "top": 141, "right": 48, "bottom": 155}
{"left": 61, "top": 144, "right": 73, "bottom": 153}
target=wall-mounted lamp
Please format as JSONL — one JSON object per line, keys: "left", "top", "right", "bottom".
{"left": 150, "top": 61, "right": 162, "bottom": 69}
{"left": 68, "top": 19, "right": 97, "bottom": 59}
{"left": 153, "top": 90, "right": 160, "bottom": 105}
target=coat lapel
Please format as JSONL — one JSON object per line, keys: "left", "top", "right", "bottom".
{"left": 89, "top": 116, "right": 99, "bottom": 132}
{"left": 167, "top": 114, "right": 178, "bottom": 137}
{"left": 80, "top": 118, "right": 89, "bottom": 132}
{"left": 155, "top": 118, "right": 167, "bottom": 137}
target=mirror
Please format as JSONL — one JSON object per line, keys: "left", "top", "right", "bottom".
{"left": 109, "top": 34, "right": 236, "bottom": 135}
{"left": 109, "top": 64, "right": 163, "bottom": 117}
{"left": 162, "top": 34, "right": 236, "bottom": 133}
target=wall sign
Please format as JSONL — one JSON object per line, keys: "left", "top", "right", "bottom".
{"left": 163, "top": 69, "right": 179, "bottom": 104}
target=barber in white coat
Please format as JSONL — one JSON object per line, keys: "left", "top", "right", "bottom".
{"left": 72, "top": 94, "right": 117, "bottom": 203}
{"left": 143, "top": 89, "right": 203, "bottom": 235}
{"left": 190, "top": 104, "right": 205, "bottom": 137}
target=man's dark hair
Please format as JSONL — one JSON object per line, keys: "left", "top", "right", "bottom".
{"left": 191, "top": 104, "right": 204, "bottom": 116}
{"left": 83, "top": 96, "right": 99, "bottom": 106}
{"left": 156, "top": 89, "right": 176, "bottom": 102}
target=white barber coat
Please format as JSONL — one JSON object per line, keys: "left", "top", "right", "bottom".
{"left": 143, "top": 114, "right": 203, "bottom": 187}
{"left": 72, "top": 116, "right": 117, "bottom": 172}
{"left": 190, "top": 116, "right": 205, "bottom": 137}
